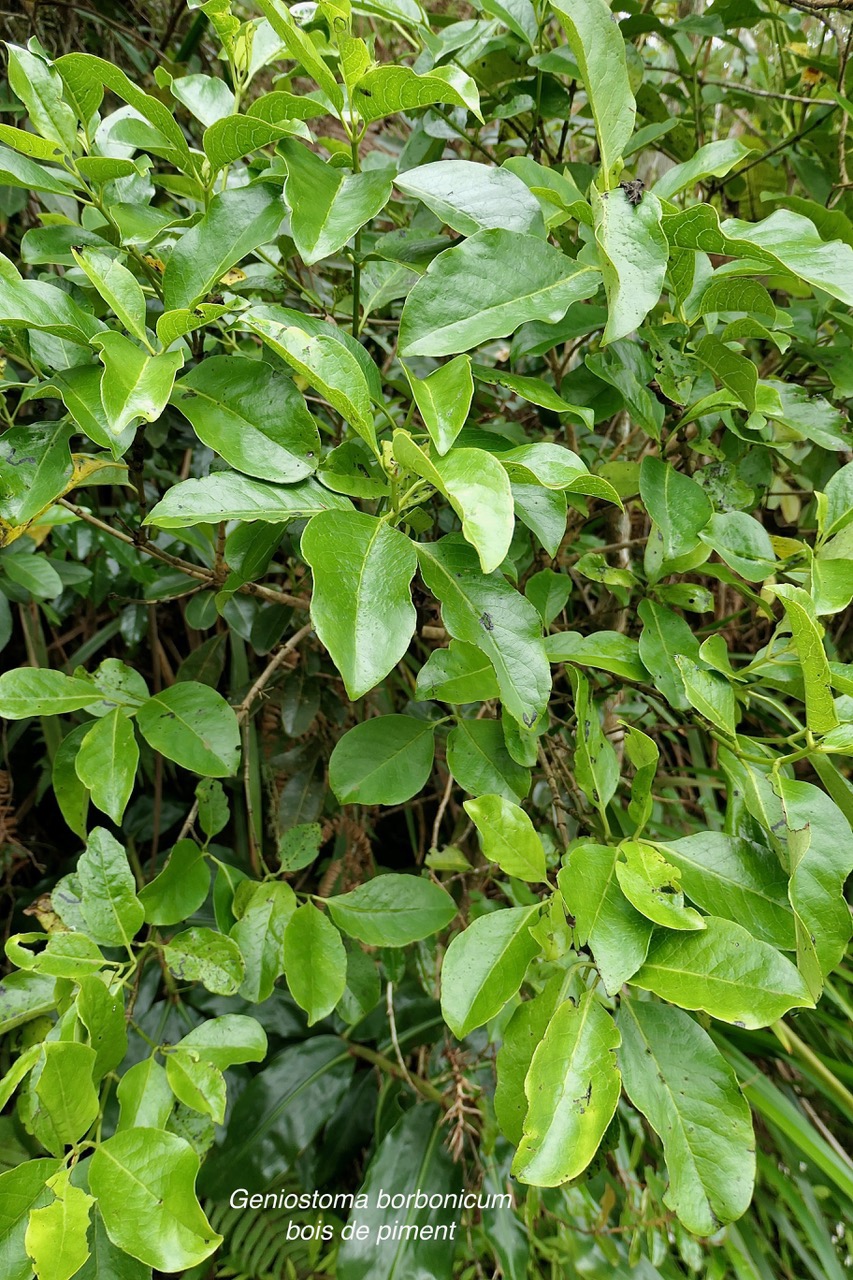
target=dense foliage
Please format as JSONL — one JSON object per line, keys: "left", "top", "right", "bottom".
{"left": 0, "top": 0, "right": 852, "bottom": 1276}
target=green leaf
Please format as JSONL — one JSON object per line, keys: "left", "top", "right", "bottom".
{"left": 78, "top": 828, "right": 144, "bottom": 948}
{"left": 592, "top": 186, "right": 668, "bottom": 343}
{"left": 394, "top": 433, "right": 514, "bottom": 573}
{"left": 396, "top": 160, "right": 544, "bottom": 237}
{"left": 656, "top": 832, "right": 795, "bottom": 950}
{"left": 25, "top": 1168, "right": 93, "bottom": 1280}
{"left": 497, "top": 442, "right": 620, "bottom": 504}
{"left": 283, "top": 903, "right": 347, "bottom": 1025}
{"left": 0, "top": 1159, "right": 63, "bottom": 1280}
{"left": 638, "top": 599, "right": 700, "bottom": 709}
{"left": 558, "top": 845, "right": 653, "bottom": 994}
{"left": 772, "top": 584, "right": 839, "bottom": 735}
{"left": 617, "top": 997, "right": 755, "bottom": 1235}
{"left": 254, "top": 0, "right": 343, "bottom": 110}
{"left": 138, "top": 841, "right": 209, "bottom": 926}
{"left": 280, "top": 139, "right": 392, "bottom": 265}
{"left": 495, "top": 978, "right": 564, "bottom": 1146}
{"left": 164, "top": 926, "right": 245, "bottom": 996}
{"left": 136, "top": 683, "right": 241, "bottom": 777}
{"left": 780, "top": 778, "right": 853, "bottom": 998}
{"left": 246, "top": 315, "right": 376, "bottom": 450}
{"left": 89, "top": 1130, "right": 221, "bottom": 1272}
{"left": 174, "top": 1015, "right": 268, "bottom": 1070}
{"left": 7, "top": 931, "right": 106, "bottom": 980}
{"left": 694, "top": 334, "right": 757, "bottom": 411}
{"left": 75, "top": 708, "right": 138, "bottom": 824}
{"left": 399, "top": 230, "right": 600, "bottom": 357}
{"left": 545, "top": 630, "right": 646, "bottom": 681}
{"left": 115, "top": 1060, "right": 175, "bottom": 1132}
{"left": 473, "top": 366, "right": 594, "bottom": 429}
{"left": 31, "top": 1042, "right": 100, "bottom": 1153}
{"left": 652, "top": 138, "right": 754, "bottom": 200}
{"left": 163, "top": 186, "right": 283, "bottom": 311}
{"left": 625, "top": 725, "right": 658, "bottom": 832}
{"left": 0, "top": 260, "right": 102, "bottom": 345}
{"left": 0, "top": 971, "right": 55, "bottom": 1037}
{"left": 675, "top": 658, "right": 738, "bottom": 736}
{"left": 0, "top": 421, "right": 73, "bottom": 527}
{"left": 171, "top": 357, "right": 320, "bottom": 484}
{"left": 568, "top": 668, "right": 619, "bottom": 816}
{"left": 146, "top": 473, "right": 350, "bottom": 528}
{"left": 302, "top": 510, "right": 417, "bottom": 699}
{"left": 446, "top": 718, "right": 530, "bottom": 802}
{"left": 631, "top": 915, "right": 813, "bottom": 1027}
{"left": 76, "top": 976, "right": 127, "bottom": 1080}
{"left": 0, "top": 1045, "right": 40, "bottom": 1112}
{"left": 513, "top": 992, "right": 621, "bottom": 1186}
{"left": 416, "top": 537, "right": 550, "bottom": 727}
{"left": 700, "top": 510, "right": 776, "bottom": 583}
{"left": 327, "top": 874, "right": 456, "bottom": 946}
{"left": 552, "top": 0, "right": 635, "bottom": 185}
{"left": 229, "top": 882, "right": 297, "bottom": 1003}
{"left": 329, "top": 715, "right": 435, "bottom": 805}
{"left": 480, "top": 0, "right": 538, "bottom": 44}
{"left": 663, "top": 205, "right": 853, "bottom": 308}
{"left": 698, "top": 275, "right": 776, "bottom": 320}
{"left": 415, "top": 640, "right": 500, "bottom": 704}
{"left": 0, "top": 142, "right": 75, "bottom": 194}
{"left": 71, "top": 248, "right": 149, "bottom": 345}
{"left": 463, "top": 794, "right": 547, "bottom": 881}
{"left": 615, "top": 840, "right": 706, "bottom": 930}
{"left": 0, "top": 669, "right": 103, "bottom": 719}
{"left": 94, "top": 333, "right": 183, "bottom": 439}
{"left": 351, "top": 64, "right": 480, "bottom": 125}
{"left": 75, "top": 1202, "right": 150, "bottom": 1280}
{"left": 404, "top": 355, "right": 473, "bottom": 455}
{"left": 640, "top": 456, "right": 711, "bottom": 571}
{"left": 202, "top": 113, "right": 299, "bottom": 171}
{"left": 165, "top": 1053, "right": 226, "bottom": 1124}
{"left": 441, "top": 905, "right": 541, "bottom": 1038}
{"left": 6, "top": 45, "right": 77, "bottom": 153}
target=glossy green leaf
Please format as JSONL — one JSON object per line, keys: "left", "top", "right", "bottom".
{"left": 615, "top": 840, "right": 706, "bottom": 930}
{"left": 254, "top": 0, "right": 343, "bottom": 109}
{"left": 0, "top": 421, "right": 73, "bottom": 527}
{"left": 416, "top": 537, "right": 550, "bottom": 726}
{"left": 329, "top": 715, "right": 435, "bottom": 805}
{"left": 6, "top": 45, "right": 77, "bottom": 153}
{"left": 592, "top": 186, "right": 668, "bottom": 343}
{"left": 164, "top": 926, "right": 245, "bottom": 996}
{"left": 513, "top": 992, "right": 621, "bottom": 1186}
{"left": 0, "top": 669, "right": 102, "bottom": 719}
{"left": 399, "top": 230, "right": 600, "bottom": 357}
{"left": 405, "top": 355, "right": 473, "bottom": 455}
{"left": 229, "top": 882, "right": 297, "bottom": 1003}
{"left": 351, "top": 64, "right": 480, "bottom": 124}
{"left": 302, "top": 509, "right": 417, "bottom": 699}
{"left": 94, "top": 333, "right": 183, "bottom": 439}
{"left": 675, "top": 657, "right": 738, "bottom": 736}
{"left": 165, "top": 1052, "right": 226, "bottom": 1124}
{"left": 494, "top": 979, "right": 564, "bottom": 1146}
{"left": 631, "top": 916, "right": 813, "bottom": 1027}
{"left": 90, "top": 1130, "right": 221, "bottom": 1271}
{"left": 138, "top": 840, "right": 210, "bottom": 926}
{"left": 76, "top": 976, "right": 127, "bottom": 1080}
{"left": 146, "top": 473, "right": 350, "bottom": 528}
{"left": 283, "top": 902, "right": 347, "bottom": 1025}
{"left": 463, "top": 794, "right": 547, "bottom": 881}
{"left": 75, "top": 708, "right": 138, "bottom": 824}
{"left": 415, "top": 640, "right": 500, "bottom": 704}
{"left": 31, "top": 1042, "right": 100, "bottom": 1153}
{"left": 71, "top": 248, "right": 148, "bottom": 345}
{"left": 773, "top": 585, "right": 839, "bottom": 734}
{"left": 618, "top": 997, "right": 755, "bottom": 1235}
{"left": 281, "top": 139, "right": 392, "bottom": 265}
{"left": 174, "top": 1015, "right": 268, "bottom": 1070}
{"left": 171, "top": 357, "right": 320, "bottom": 483}
{"left": 638, "top": 599, "right": 700, "bottom": 709}
{"left": 441, "top": 905, "right": 541, "bottom": 1037}
{"left": 203, "top": 113, "right": 299, "bottom": 170}
{"left": 327, "top": 874, "right": 456, "bottom": 946}
{"left": 163, "top": 186, "right": 283, "bottom": 311}
{"left": 640, "top": 456, "right": 711, "bottom": 571}
{"left": 446, "top": 718, "right": 530, "bottom": 802}
{"left": 558, "top": 846, "right": 653, "bottom": 994}
{"left": 136, "top": 683, "right": 240, "bottom": 777}
{"left": 652, "top": 138, "right": 754, "bottom": 200}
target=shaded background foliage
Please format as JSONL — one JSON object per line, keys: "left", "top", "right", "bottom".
{"left": 0, "top": 0, "right": 852, "bottom": 1278}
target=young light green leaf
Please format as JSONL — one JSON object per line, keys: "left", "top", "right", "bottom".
{"left": 617, "top": 997, "right": 755, "bottom": 1235}
{"left": 302, "top": 509, "right": 417, "bottom": 699}
{"left": 116, "top": 1059, "right": 173, "bottom": 1132}
{"left": 351, "top": 64, "right": 480, "bottom": 125}
{"left": 404, "top": 355, "right": 473, "bottom": 455}
{"left": 283, "top": 903, "right": 347, "bottom": 1026}
{"left": 229, "top": 882, "right": 296, "bottom": 1003}
{"left": 71, "top": 248, "right": 149, "bottom": 345}
{"left": 164, "top": 927, "right": 244, "bottom": 996}
{"left": 463, "top": 794, "right": 547, "bottom": 881}
{"left": 6, "top": 45, "right": 77, "bottom": 153}
{"left": 74, "top": 708, "right": 138, "bottom": 824}
{"left": 615, "top": 841, "right": 706, "bottom": 930}
{"left": 165, "top": 1052, "right": 226, "bottom": 1125}
{"left": 327, "top": 874, "right": 456, "bottom": 947}
{"left": 399, "top": 230, "right": 600, "bottom": 357}
{"left": 25, "top": 1168, "right": 93, "bottom": 1280}
{"left": 513, "top": 992, "right": 621, "bottom": 1186}
{"left": 171, "top": 357, "right": 320, "bottom": 484}
{"left": 94, "top": 332, "right": 183, "bottom": 439}
{"left": 0, "top": 669, "right": 102, "bottom": 719}
{"left": 394, "top": 433, "right": 514, "bottom": 573}
{"left": 652, "top": 138, "right": 754, "bottom": 200}
{"left": 31, "top": 1042, "right": 100, "bottom": 1154}
{"left": 174, "top": 1015, "right": 268, "bottom": 1070}
{"left": 136, "top": 683, "right": 241, "bottom": 777}
{"left": 329, "top": 716, "right": 435, "bottom": 805}
{"left": 0, "top": 1158, "right": 63, "bottom": 1280}
{"left": 441, "top": 905, "right": 541, "bottom": 1038}
{"left": 675, "top": 657, "right": 739, "bottom": 736}
{"left": 75, "top": 975, "right": 127, "bottom": 1080}
{"left": 254, "top": 0, "right": 344, "bottom": 110}
{"left": 631, "top": 915, "right": 813, "bottom": 1027}
{"left": 624, "top": 725, "right": 658, "bottom": 832}
{"left": 89, "top": 1130, "right": 222, "bottom": 1272}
